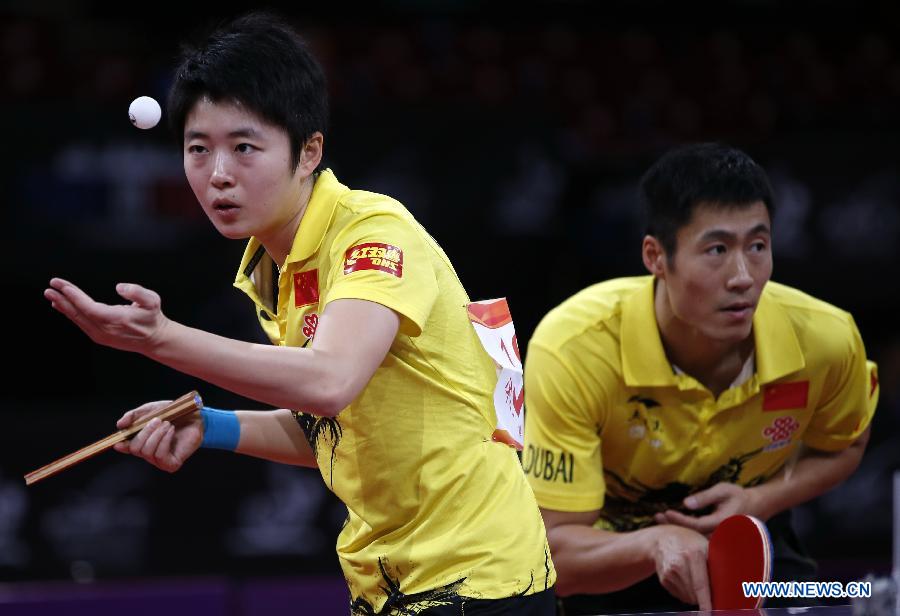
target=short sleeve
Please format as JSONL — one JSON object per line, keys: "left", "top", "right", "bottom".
{"left": 523, "top": 342, "right": 608, "bottom": 512}
{"left": 323, "top": 212, "right": 437, "bottom": 338}
{"left": 803, "top": 316, "right": 878, "bottom": 451}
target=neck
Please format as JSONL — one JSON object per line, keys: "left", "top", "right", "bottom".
{"left": 259, "top": 174, "right": 315, "bottom": 269}
{"left": 654, "top": 278, "right": 753, "bottom": 395}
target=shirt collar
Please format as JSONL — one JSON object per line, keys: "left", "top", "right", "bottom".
{"left": 753, "top": 284, "right": 806, "bottom": 383}
{"left": 232, "top": 168, "right": 346, "bottom": 301}
{"left": 620, "top": 278, "right": 805, "bottom": 388}
{"left": 284, "top": 168, "right": 347, "bottom": 266}
{"left": 620, "top": 277, "right": 676, "bottom": 387}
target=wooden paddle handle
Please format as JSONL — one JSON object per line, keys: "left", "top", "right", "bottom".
{"left": 24, "top": 391, "right": 203, "bottom": 486}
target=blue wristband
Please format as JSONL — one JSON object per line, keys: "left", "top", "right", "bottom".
{"left": 200, "top": 407, "right": 240, "bottom": 451}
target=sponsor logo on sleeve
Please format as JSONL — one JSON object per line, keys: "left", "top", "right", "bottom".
{"left": 763, "top": 416, "right": 800, "bottom": 450}
{"left": 301, "top": 313, "right": 319, "bottom": 342}
{"left": 343, "top": 243, "right": 403, "bottom": 278}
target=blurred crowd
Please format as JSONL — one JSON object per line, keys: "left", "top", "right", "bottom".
{"left": 2, "top": 1, "right": 898, "bottom": 586}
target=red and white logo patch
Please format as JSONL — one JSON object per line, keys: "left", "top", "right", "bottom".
{"left": 344, "top": 243, "right": 403, "bottom": 278}
{"left": 301, "top": 312, "right": 319, "bottom": 341}
{"left": 762, "top": 416, "right": 800, "bottom": 443}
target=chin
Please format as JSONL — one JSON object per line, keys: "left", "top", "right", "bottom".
{"left": 712, "top": 325, "right": 754, "bottom": 344}
{"left": 214, "top": 226, "right": 250, "bottom": 240}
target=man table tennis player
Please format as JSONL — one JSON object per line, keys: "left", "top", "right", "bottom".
{"left": 44, "top": 12, "right": 556, "bottom": 616}
{"left": 523, "top": 143, "right": 879, "bottom": 614}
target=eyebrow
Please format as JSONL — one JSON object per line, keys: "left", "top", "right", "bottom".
{"left": 699, "top": 223, "right": 771, "bottom": 243}
{"left": 184, "top": 127, "right": 263, "bottom": 140}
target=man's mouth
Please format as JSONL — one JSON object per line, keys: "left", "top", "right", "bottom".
{"left": 720, "top": 302, "right": 755, "bottom": 319}
{"left": 212, "top": 200, "right": 239, "bottom": 211}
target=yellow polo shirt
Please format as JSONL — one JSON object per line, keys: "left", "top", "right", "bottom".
{"left": 234, "top": 170, "right": 555, "bottom": 613}
{"left": 524, "top": 276, "right": 878, "bottom": 531}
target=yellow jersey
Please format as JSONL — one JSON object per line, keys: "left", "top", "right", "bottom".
{"left": 524, "top": 276, "right": 878, "bottom": 531}
{"left": 234, "top": 170, "right": 555, "bottom": 613}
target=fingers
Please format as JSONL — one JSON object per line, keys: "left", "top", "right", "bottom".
{"left": 157, "top": 424, "right": 182, "bottom": 472}
{"left": 125, "top": 418, "right": 179, "bottom": 471}
{"left": 45, "top": 287, "right": 100, "bottom": 334}
{"left": 657, "top": 510, "right": 696, "bottom": 526}
{"left": 45, "top": 279, "right": 170, "bottom": 356}
{"left": 114, "top": 421, "right": 185, "bottom": 472}
{"left": 117, "top": 410, "right": 136, "bottom": 430}
{"left": 654, "top": 526, "right": 710, "bottom": 608}
{"left": 659, "top": 568, "right": 696, "bottom": 606}
{"left": 662, "top": 558, "right": 708, "bottom": 608}
{"left": 44, "top": 279, "right": 120, "bottom": 343}
{"left": 139, "top": 419, "right": 170, "bottom": 458}
{"left": 48, "top": 279, "right": 121, "bottom": 322}
{"left": 657, "top": 509, "right": 722, "bottom": 535}
{"left": 117, "top": 400, "right": 173, "bottom": 429}
{"left": 684, "top": 483, "right": 733, "bottom": 510}
{"left": 128, "top": 417, "right": 160, "bottom": 453}
{"left": 114, "top": 399, "right": 178, "bottom": 460}
{"left": 116, "top": 283, "right": 160, "bottom": 310}
{"left": 689, "top": 550, "right": 712, "bottom": 610}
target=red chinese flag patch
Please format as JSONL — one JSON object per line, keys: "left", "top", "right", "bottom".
{"left": 344, "top": 243, "right": 403, "bottom": 277}
{"left": 762, "top": 381, "right": 809, "bottom": 411}
{"left": 293, "top": 270, "right": 319, "bottom": 308}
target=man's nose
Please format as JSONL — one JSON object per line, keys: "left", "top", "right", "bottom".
{"left": 727, "top": 253, "right": 754, "bottom": 292}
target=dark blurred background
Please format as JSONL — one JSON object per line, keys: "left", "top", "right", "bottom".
{"left": 2, "top": 0, "right": 899, "bottom": 604}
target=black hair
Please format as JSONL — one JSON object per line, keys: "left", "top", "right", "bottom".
{"left": 639, "top": 143, "right": 775, "bottom": 256}
{"left": 167, "top": 11, "right": 328, "bottom": 171}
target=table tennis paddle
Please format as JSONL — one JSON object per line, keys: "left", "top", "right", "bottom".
{"left": 707, "top": 513, "right": 773, "bottom": 610}
{"left": 24, "top": 391, "right": 203, "bottom": 486}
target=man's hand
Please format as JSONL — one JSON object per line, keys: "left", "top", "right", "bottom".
{"left": 112, "top": 400, "right": 203, "bottom": 473}
{"left": 652, "top": 525, "right": 711, "bottom": 610}
{"left": 654, "top": 482, "right": 763, "bottom": 535}
{"left": 45, "top": 278, "right": 170, "bottom": 354}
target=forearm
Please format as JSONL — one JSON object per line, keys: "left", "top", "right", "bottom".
{"left": 235, "top": 409, "right": 317, "bottom": 468}
{"left": 147, "top": 320, "right": 348, "bottom": 416}
{"left": 750, "top": 432, "right": 869, "bottom": 520}
{"left": 549, "top": 524, "right": 661, "bottom": 596}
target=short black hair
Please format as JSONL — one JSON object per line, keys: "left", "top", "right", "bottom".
{"left": 167, "top": 11, "right": 328, "bottom": 171}
{"left": 639, "top": 143, "right": 775, "bottom": 256}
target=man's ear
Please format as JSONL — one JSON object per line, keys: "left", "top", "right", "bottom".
{"left": 642, "top": 235, "right": 667, "bottom": 277}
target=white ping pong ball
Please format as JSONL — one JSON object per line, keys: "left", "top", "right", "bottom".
{"left": 128, "top": 96, "right": 161, "bottom": 129}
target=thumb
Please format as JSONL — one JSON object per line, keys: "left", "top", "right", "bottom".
{"left": 684, "top": 483, "right": 731, "bottom": 510}
{"left": 116, "top": 411, "right": 134, "bottom": 429}
{"left": 116, "top": 283, "right": 159, "bottom": 308}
